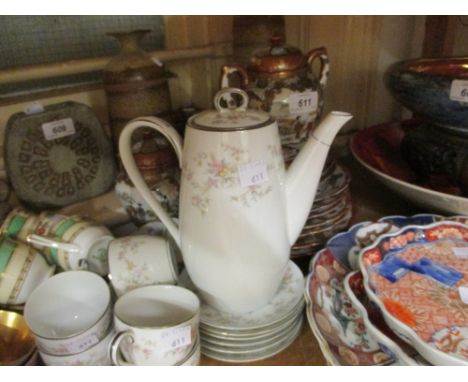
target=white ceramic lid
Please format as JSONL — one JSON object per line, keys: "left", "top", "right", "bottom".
{"left": 188, "top": 88, "right": 273, "bottom": 132}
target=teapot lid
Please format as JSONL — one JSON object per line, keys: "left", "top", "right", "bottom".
{"left": 248, "top": 36, "right": 307, "bottom": 74}
{"left": 188, "top": 88, "right": 273, "bottom": 132}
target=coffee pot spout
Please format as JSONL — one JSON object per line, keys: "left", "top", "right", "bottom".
{"left": 284, "top": 111, "right": 353, "bottom": 245}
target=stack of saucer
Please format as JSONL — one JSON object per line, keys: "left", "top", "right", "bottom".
{"left": 291, "top": 160, "right": 353, "bottom": 259}
{"left": 178, "top": 261, "right": 305, "bottom": 363}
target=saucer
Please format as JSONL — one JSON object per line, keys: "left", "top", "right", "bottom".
{"left": 201, "top": 316, "right": 303, "bottom": 363}
{"left": 178, "top": 260, "right": 304, "bottom": 331}
{"left": 199, "top": 300, "right": 304, "bottom": 339}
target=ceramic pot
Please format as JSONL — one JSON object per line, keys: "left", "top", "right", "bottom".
{"left": 221, "top": 37, "right": 329, "bottom": 163}
{"left": 103, "top": 29, "right": 173, "bottom": 148}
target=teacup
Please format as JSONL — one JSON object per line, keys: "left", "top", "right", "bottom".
{"left": 110, "top": 285, "right": 200, "bottom": 366}
{"left": 108, "top": 235, "right": 178, "bottom": 297}
{"left": 39, "top": 326, "right": 115, "bottom": 366}
{"left": 0, "top": 235, "right": 55, "bottom": 306}
{"left": 0, "top": 208, "right": 39, "bottom": 242}
{"left": 24, "top": 271, "right": 112, "bottom": 355}
{"left": 26, "top": 215, "right": 113, "bottom": 275}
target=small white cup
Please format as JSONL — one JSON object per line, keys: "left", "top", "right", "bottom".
{"left": 110, "top": 285, "right": 200, "bottom": 366}
{"left": 108, "top": 235, "right": 178, "bottom": 297}
{"left": 39, "top": 326, "right": 115, "bottom": 366}
{"left": 24, "top": 271, "right": 112, "bottom": 355}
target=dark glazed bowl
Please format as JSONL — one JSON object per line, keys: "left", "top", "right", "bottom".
{"left": 385, "top": 57, "right": 468, "bottom": 130}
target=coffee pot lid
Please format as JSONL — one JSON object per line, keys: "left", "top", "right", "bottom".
{"left": 248, "top": 36, "right": 307, "bottom": 74}
{"left": 188, "top": 88, "right": 273, "bottom": 132}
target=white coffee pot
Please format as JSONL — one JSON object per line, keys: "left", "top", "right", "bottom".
{"left": 119, "top": 88, "right": 352, "bottom": 314}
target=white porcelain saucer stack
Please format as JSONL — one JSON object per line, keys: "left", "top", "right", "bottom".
{"left": 178, "top": 261, "right": 305, "bottom": 363}
{"left": 290, "top": 158, "right": 353, "bottom": 260}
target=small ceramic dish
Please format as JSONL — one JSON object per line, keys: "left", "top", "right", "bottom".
{"left": 0, "top": 309, "right": 35, "bottom": 365}
{"left": 359, "top": 221, "right": 468, "bottom": 366}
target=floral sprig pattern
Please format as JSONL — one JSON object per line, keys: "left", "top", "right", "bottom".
{"left": 184, "top": 142, "right": 283, "bottom": 215}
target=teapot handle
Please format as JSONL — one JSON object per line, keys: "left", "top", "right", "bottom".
{"left": 220, "top": 64, "right": 249, "bottom": 90}
{"left": 119, "top": 117, "right": 182, "bottom": 247}
{"left": 306, "top": 47, "right": 329, "bottom": 89}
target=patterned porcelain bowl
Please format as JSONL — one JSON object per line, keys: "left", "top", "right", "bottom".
{"left": 385, "top": 57, "right": 468, "bottom": 130}
{"left": 359, "top": 221, "right": 468, "bottom": 366}
{"left": 304, "top": 213, "right": 461, "bottom": 365}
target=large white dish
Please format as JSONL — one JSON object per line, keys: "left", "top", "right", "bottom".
{"left": 351, "top": 141, "right": 468, "bottom": 215}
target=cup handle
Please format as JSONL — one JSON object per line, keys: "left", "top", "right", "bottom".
{"left": 306, "top": 46, "right": 329, "bottom": 89}
{"left": 109, "top": 330, "right": 135, "bottom": 366}
{"left": 26, "top": 234, "right": 81, "bottom": 253}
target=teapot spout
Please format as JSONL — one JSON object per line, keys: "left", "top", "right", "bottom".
{"left": 284, "top": 111, "right": 353, "bottom": 246}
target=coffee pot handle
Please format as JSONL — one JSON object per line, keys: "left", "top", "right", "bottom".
{"left": 119, "top": 117, "right": 182, "bottom": 247}
{"left": 306, "top": 47, "right": 329, "bottom": 89}
{"left": 220, "top": 64, "right": 249, "bottom": 90}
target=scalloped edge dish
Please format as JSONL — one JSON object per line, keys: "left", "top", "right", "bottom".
{"left": 359, "top": 221, "right": 468, "bottom": 366}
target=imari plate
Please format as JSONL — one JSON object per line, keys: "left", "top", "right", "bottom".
{"left": 360, "top": 221, "right": 468, "bottom": 366}
{"left": 304, "top": 214, "right": 460, "bottom": 365}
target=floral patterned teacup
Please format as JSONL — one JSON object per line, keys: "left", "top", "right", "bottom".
{"left": 39, "top": 326, "right": 115, "bottom": 366}
{"left": 110, "top": 285, "right": 200, "bottom": 366}
{"left": 24, "top": 271, "right": 112, "bottom": 356}
{"left": 108, "top": 235, "right": 179, "bottom": 297}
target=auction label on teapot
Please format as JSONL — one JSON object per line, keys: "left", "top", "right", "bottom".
{"left": 42, "top": 118, "right": 76, "bottom": 140}
{"left": 239, "top": 160, "right": 269, "bottom": 188}
{"left": 159, "top": 325, "right": 191, "bottom": 351}
{"left": 450, "top": 80, "right": 468, "bottom": 102}
{"left": 289, "top": 91, "right": 318, "bottom": 115}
